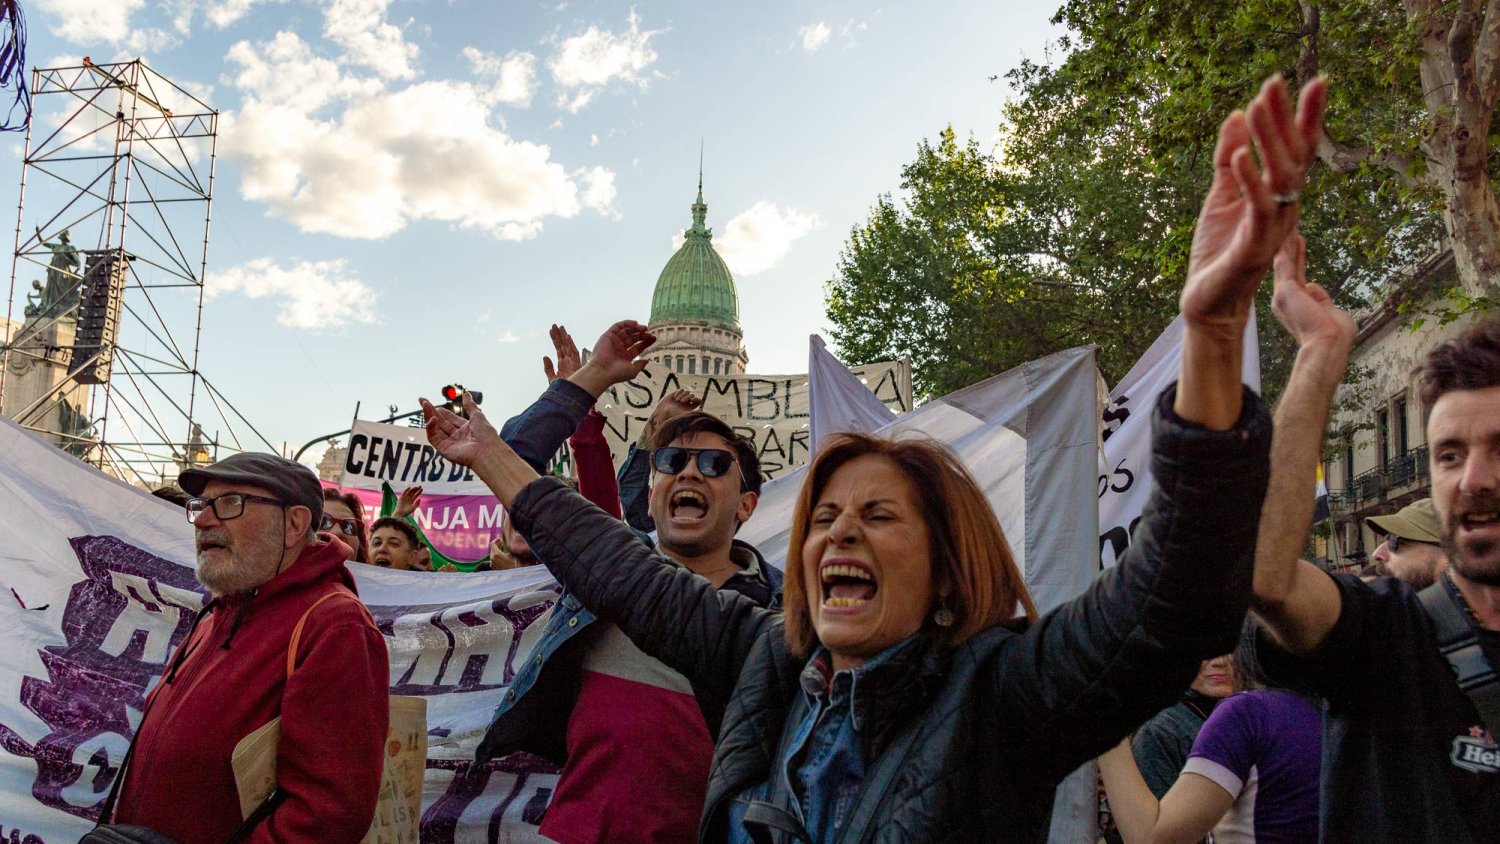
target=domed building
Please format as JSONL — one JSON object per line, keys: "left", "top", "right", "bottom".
{"left": 647, "top": 177, "right": 748, "bottom": 376}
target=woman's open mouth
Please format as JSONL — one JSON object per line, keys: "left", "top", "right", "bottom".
{"left": 820, "top": 561, "right": 878, "bottom": 608}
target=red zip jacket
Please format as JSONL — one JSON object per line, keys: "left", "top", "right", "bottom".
{"left": 114, "top": 539, "right": 389, "bottom": 844}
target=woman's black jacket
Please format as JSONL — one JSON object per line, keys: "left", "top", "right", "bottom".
{"left": 507, "top": 387, "right": 1272, "bottom": 843}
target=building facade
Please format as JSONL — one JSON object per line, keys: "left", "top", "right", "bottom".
{"left": 646, "top": 180, "right": 748, "bottom": 376}
{"left": 1323, "top": 247, "right": 1478, "bottom": 565}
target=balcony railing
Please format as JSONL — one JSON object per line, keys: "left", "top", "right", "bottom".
{"left": 1334, "top": 443, "right": 1431, "bottom": 514}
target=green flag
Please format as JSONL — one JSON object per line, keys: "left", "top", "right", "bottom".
{"left": 380, "top": 481, "right": 489, "bottom": 572}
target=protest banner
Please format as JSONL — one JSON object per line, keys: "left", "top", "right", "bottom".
{"left": 0, "top": 413, "right": 560, "bottom": 843}
{"left": 1096, "top": 314, "right": 1261, "bottom": 569}
{"left": 595, "top": 358, "right": 912, "bottom": 480}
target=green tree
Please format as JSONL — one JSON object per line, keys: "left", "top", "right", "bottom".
{"left": 829, "top": 1, "right": 1485, "bottom": 399}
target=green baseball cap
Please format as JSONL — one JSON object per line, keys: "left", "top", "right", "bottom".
{"left": 1366, "top": 498, "right": 1441, "bottom": 545}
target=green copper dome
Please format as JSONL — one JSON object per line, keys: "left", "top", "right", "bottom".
{"left": 649, "top": 179, "right": 740, "bottom": 331}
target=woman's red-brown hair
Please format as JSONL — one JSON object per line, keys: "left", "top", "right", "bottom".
{"left": 782, "top": 432, "right": 1037, "bottom": 658}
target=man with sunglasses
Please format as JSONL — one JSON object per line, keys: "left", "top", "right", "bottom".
{"left": 475, "top": 319, "right": 781, "bottom": 844}
{"left": 112, "top": 453, "right": 389, "bottom": 843}
{"left": 1366, "top": 498, "right": 1448, "bottom": 589}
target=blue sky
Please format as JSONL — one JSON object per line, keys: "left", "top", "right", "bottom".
{"left": 3, "top": 0, "right": 1062, "bottom": 473}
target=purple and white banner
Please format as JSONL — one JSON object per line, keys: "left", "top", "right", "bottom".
{"left": 0, "top": 414, "right": 561, "bottom": 842}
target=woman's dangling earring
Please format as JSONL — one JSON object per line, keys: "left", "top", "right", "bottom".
{"left": 933, "top": 605, "right": 955, "bottom": 628}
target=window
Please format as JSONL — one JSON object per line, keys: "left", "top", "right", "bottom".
{"left": 1394, "top": 396, "right": 1409, "bottom": 456}
{"left": 1375, "top": 408, "right": 1389, "bottom": 468}
{"left": 677, "top": 355, "right": 686, "bottom": 372}
{"left": 1342, "top": 433, "right": 1354, "bottom": 492}
{"left": 688, "top": 357, "right": 696, "bottom": 374}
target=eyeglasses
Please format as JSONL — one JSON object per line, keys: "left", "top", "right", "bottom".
{"left": 651, "top": 446, "right": 738, "bottom": 479}
{"left": 185, "top": 492, "right": 286, "bottom": 523}
{"left": 1384, "top": 533, "right": 1436, "bottom": 553}
{"left": 320, "top": 515, "right": 361, "bottom": 537}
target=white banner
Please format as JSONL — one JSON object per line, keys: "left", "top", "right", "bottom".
{"left": 341, "top": 419, "right": 494, "bottom": 496}
{"left": 0, "top": 414, "right": 561, "bottom": 843}
{"left": 1097, "top": 314, "right": 1260, "bottom": 568}
{"left": 596, "top": 359, "right": 912, "bottom": 481}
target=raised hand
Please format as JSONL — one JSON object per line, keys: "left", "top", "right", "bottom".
{"left": 570, "top": 319, "right": 656, "bottom": 397}
{"left": 394, "top": 485, "right": 423, "bottom": 519}
{"left": 1177, "top": 74, "right": 1327, "bottom": 429}
{"left": 1271, "top": 232, "right": 1356, "bottom": 351}
{"left": 542, "top": 324, "right": 581, "bottom": 384}
{"left": 421, "top": 393, "right": 502, "bottom": 468}
{"left": 1182, "top": 75, "right": 1326, "bottom": 338}
{"left": 641, "top": 389, "right": 701, "bottom": 445}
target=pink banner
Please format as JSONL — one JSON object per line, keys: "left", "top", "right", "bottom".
{"left": 325, "top": 485, "right": 502, "bottom": 562}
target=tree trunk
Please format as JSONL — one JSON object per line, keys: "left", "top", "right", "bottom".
{"left": 1442, "top": 167, "right": 1500, "bottom": 295}
{"left": 1407, "top": 0, "right": 1500, "bottom": 296}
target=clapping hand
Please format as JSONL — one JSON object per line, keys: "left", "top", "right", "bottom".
{"left": 543, "top": 324, "right": 582, "bottom": 383}
{"left": 1271, "top": 232, "right": 1356, "bottom": 352}
{"left": 570, "top": 320, "right": 656, "bottom": 397}
{"left": 1177, "top": 74, "right": 1327, "bottom": 429}
{"left": 421, "top": 393, "right": 501, "bottom": 468}
{"left": 641, "top": 389, "right": 701, "bottom": 446}
{"left": 1182, "top": 75, "right": 1326, "bottom": 339}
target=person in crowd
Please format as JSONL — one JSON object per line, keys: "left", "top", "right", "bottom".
{"left": 1130, "top": 654, "right": 1238, "bottom": 799}
{"left": 1099, "top": 617, "right": 1322, "bottom": 844}
{"left": 321, "top": 486, "right": 369, "bottom": 563}
{"left": 618, "top": 389, "right": 705, "bottom": 534}
{"left": 424, "top": 74, "right": 1321, "bottom": 842}
{"left": 1366, "top": 497, "right": 1448, "bottom": 589}
{"left": 474, "top": 321, "right": 782, "bottom": 843}
{"left": 1251, "top": 239, "right": 1500, "bottom": 837}
{"left": 111, "top": 453, "right": 388, "bottom": 842}
{"left": 150, "top": 485, "right": 190, "bottom": 508}
{"left": 369, "top": 516, "right": 427, "bottom": 571}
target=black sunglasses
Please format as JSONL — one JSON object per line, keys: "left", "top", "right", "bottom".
{"left": 651, "top": 446, "right": 738, "bottom": 480}
{"left": 320, "top": 515, "right": 362, "bottom": 537}
{"left": 1384, "top": 533, "right": 1436, "bottom": 554}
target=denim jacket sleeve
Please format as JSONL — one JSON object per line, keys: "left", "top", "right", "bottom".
{"left": 992, "top": 383, "right": 1272, "bottom": 782}
{"left": 617, "top": 443, "right": 655, "bottom": 534}
{"left": 498, "top": 379, "right": 596, "bottom": 474}
{"left": 509, "top": 477, "right": 776, "bottom": 702}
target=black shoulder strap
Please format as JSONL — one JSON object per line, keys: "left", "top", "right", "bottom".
{"left": 1419, "top": 573, "right": 1500, "bottom": 734}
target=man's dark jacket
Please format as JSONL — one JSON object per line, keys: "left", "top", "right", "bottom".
{"left": 508, "top": 386, "right": 1272, "bottom": 843}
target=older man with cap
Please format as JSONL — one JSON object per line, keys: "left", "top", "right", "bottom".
{"left": 109, "top": 453, "right": 389, "bottom": 844}
{"left": 1368, "top": 498, "right": 1448, "bottom": 589}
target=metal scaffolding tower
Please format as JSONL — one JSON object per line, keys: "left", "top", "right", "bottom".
{"left": 0, "top": 58, "right": 270, "bottom": 486}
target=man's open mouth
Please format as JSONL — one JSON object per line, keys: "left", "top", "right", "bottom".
{"left": 670, "top": 489, "right": 708, "bottom": 523}
{"left": 820, "top": 561, "right": 877, "bottom": 608}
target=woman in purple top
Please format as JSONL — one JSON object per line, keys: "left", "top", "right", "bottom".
{"left": 1100, "top": 619, "right": 1322, "bottom": 844}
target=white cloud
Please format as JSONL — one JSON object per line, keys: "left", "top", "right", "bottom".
{"left": 496, "top": 330, "right": 520, "bottom": 343}
{"left": 205, "top": 0, "right": 285, "bottom": 28}
{"left": 205, "top": 258, "right": 379, "bottom": 329}
{"left": 800, "top": 22, "right": 831, "bottom": 52}
{"left": 673, "top": 202, "right": 823, "bottom": 276}
{"left": 33, "top": 0, "right": 145, "bottom": 44}
{"left": 838, "top": 19, "right": 868, "bottom": 43}
{"left": 576, "top": 166, "right": 618, "bottom": 216}
{"left": 547, "top": 9, "right": 662, "bottom": 113}
{"left": 323, "top": 0, "right": 419, "bottom": 80}
{"left": 461, "top": 47, "right": 537, "bottom": 107}
{"left": 222, "top": 33, "right": 618, "bottom": 240}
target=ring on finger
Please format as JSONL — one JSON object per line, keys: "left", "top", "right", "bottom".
{"left": 1273, "top": 191, "right": 1301, "bottom": 208}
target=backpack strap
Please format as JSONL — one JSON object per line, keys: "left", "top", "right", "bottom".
{"left": 285, "top": 587, "right": 367, "bottom": 680}
{"left": 1419, "top": 571, "right": 1500, "bottom": 734}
